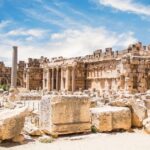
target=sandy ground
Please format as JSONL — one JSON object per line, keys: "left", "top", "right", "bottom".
{"left": 1, "top": 130, "right": 150, "bottom": 150}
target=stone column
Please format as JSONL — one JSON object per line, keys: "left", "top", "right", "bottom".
{"left": 11, "top": 46, "right": 18, "bottom": 88}
{"left": 42, "top": 71, "right": 45, "bottom": 90}
{"left": 66, "top": 67, "right": 70, "bottom": 91}
{"left": 47, "top": 69, "right": 51, "bottom": 91}
{"left": 51, "top": 68, "right": 54, "bottom": 90}
{"left": 56, "top": 67, "right": 59, "bottom": 91}
{"left": 72, "top": 66, "right": 76, "bottom": 92}
{"left": 26, "top": 70, "right": 30, "bottom": 90}
{"left": 61, "top": 68, "right": 64, "bottom": 90}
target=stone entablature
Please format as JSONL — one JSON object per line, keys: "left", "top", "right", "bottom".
{"left": 40, "top": 42, "right": 150, "bottom": 94}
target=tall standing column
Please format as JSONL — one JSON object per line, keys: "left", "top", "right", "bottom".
{"left": 11, "top": 46, "right": 18, "bottom": 88}
{"left": 56, "top": 67, "right": 59, "bottom": 91}
{"left": 26, "top": 70, "right": 30, "bottom": 90}
{"left": 47, "top": 69, "right": 51, "bottom": 91}
{"left": 42, "top": 70, "right": 45, "bottom": 90}
{"left": 72, "top": 66, "right": 76, "bottom": 92}
{"left": 66, "top": 67, "right": 70, "bottom": 91}
{"left": 61, "top": 68, "right": 64, "bottom": 90}
{"left": 51, "top": 68, "right": 54, "bottom": 90}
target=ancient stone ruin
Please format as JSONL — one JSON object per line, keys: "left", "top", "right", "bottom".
{"left": 1, "top": 42, "right": 150, "bottom": 146}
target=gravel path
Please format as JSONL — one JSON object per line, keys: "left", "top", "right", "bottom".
{"left": 1, "top": 131, "right": 150, "bottom": 150}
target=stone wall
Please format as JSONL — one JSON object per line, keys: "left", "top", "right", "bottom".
{"left": 24, "top": 58, "right": 43, "bottom": 90}
{"left": 1, "top": 42, "right": 150, "bottom": 94}
{"left": 0, "top": 61, "right": 11, "bottom": 86}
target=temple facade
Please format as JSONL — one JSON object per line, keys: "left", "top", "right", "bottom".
{"left": 1, "top": 42, "right": 150, "bottom": 94}
{"left": 23, "top": 42, "right": 150, "bottom": 94}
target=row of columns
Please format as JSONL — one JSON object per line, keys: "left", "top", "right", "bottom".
{"left": 44, "top": 66, "right": 76, "bottom": 92}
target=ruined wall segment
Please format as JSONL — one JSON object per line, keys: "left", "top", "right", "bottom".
{"left": 0, "top": 61, "right": 11, "bottom": 86}
{"left": 24, "top": 58, "right": 43, "bottom": 90}
{"left": 1, "top": 42, "right": 150, "bottom": 94}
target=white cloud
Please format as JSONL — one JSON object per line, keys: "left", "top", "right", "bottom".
{"left": 7, "top": 28, "right": 48, "bottom": 37}
{"left": 96, "top": 0, "right": 150, "bottom": 16}
{"left": 0, "top": 26, "right": 137, "bottom": 66}
{"left": 49, "top": 27, "right": 137, "bottom": 56}
{"left": 0, "top": 20, "right": 12, "bottom": 30}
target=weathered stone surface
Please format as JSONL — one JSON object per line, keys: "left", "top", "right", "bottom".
{"left": 12, "top": 134, "right": 25, "bottom": 144}
{"left": 110, "top": 98, "right": 147, "bottom": 127}
{"left": 131, "top": 99, "right": 147, "bottom": 127}
{"left": 90, "top": 106, "right": 131, "bottom": 132}
{"left": 40, "top": 95, "right": 91, "bottom": 135}
{"left": 143, "top": 117, "right": 150, "bottom": 133}
{"left": 0, "top": 107, "right": 28, "bottom": 140}
{"left": 18, "top": 91, "right": 42, "bottom": 100}
{"left": 24, "top": 122, "right": 43, "bottom": 136}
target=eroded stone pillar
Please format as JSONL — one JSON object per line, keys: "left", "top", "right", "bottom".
{"left": 72, "top": 66, "right": 75, "bottom": 92}
{"left": 61, "top": 68, "right": 64, "bottom": 90}
{"left": 66, "top": 67, "right": 70, "bottom": 91}
{"left": 47, "top": 69, "right": 51, "bottom": 91}
{"left": 51, "top": 68, "right": 54, "bottom": 90}
{"left": 26, "top": 70, "right": 30, "bottom": 90}
{"left": 11, "top": 46, "right": 18, "bottom": 88}
{"left": 56, "top": 67, "right": 59, "bottom": 91}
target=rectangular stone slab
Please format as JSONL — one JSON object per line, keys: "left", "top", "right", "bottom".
{"left": 90, "top": 106, "right": 131, "bottom": 132}
{"left": 40, "top": 95, "right": 91, "bottom": 135}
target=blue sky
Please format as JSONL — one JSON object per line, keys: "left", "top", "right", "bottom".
{"left": 0, "top": 0, "right": 150, "bottom": 65}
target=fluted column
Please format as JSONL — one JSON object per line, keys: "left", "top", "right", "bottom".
{"left": 42, "top": 71, "right": 45, "bottom": 90}
{"left": 72, "top": 66, "right": 75, "bottom": 92}
{"left": 56, "top": 67, "right": 59, "bottom": 91}
{"left": 26, "top": 70, "right": 30, "bottom": 90}
{"left": 51, "top": 68, "right": 54, "bottom": 90}
{"left": 11, "top": 46, "right": 18, "bottom": 88}
{"left": 47, "top": 69, "right": 51, "bottom": 91}
{"left": 61, "top": 68, "right": 64, "bottom": 90}
{"left": 66, "top": 67, "right": 70, "bottom": 91}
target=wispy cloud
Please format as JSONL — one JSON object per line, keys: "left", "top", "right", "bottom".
{"left": 7, "top": 28, "right": 48, "bottom": 37}
{"left": 21, "top": 0, "right": 93, "bottom": 29}
{"left": 49, "top": 26, "right": 137, "bottom": 56}
{"left": 0, "top": 22, "right": 137, "bottom": 66}
{"left": 95, "top": 0, "right": 150, "bottom": 16}
{"left": 22, "top": 8, "right": 68, "bottom": 29}
{"left": 0, "top": 20, "right": 12, "bottom": 30}
{"left": 0, "top": 0, "right": 140, "bottom": 66}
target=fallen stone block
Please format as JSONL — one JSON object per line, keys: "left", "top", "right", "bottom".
{"left": 110, "top": 98, "right": 147, "bottom": 127}
{"left": 0, "top": 107, "right": 28, "bottom": 140}
{"left": 12, "top": 134, "right": 25, "bottom": 144}
{"left": 40, "top": 95, "right": 91, "bottom": 135}
{"left": 143, "top": 117, "right": 150, "bottom": 133}
{"left": 90, "top": 106, "right": 131, "bottom": 132}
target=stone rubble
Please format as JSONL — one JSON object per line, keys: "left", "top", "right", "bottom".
{"left": 0, "top": 107, "right": 29, "bottom": 141}
{"left": 1, "top": 42, "right": 150, "bottom": 145}
{"left": 24, "top": 122, "right": 43, "bottom": 136}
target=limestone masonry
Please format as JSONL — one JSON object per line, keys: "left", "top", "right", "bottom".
{"left": 1, "top": 42, "right": 150, "bottom": 94}
{"left": 1, "top": 42, "right": 150, "bottom": 145}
